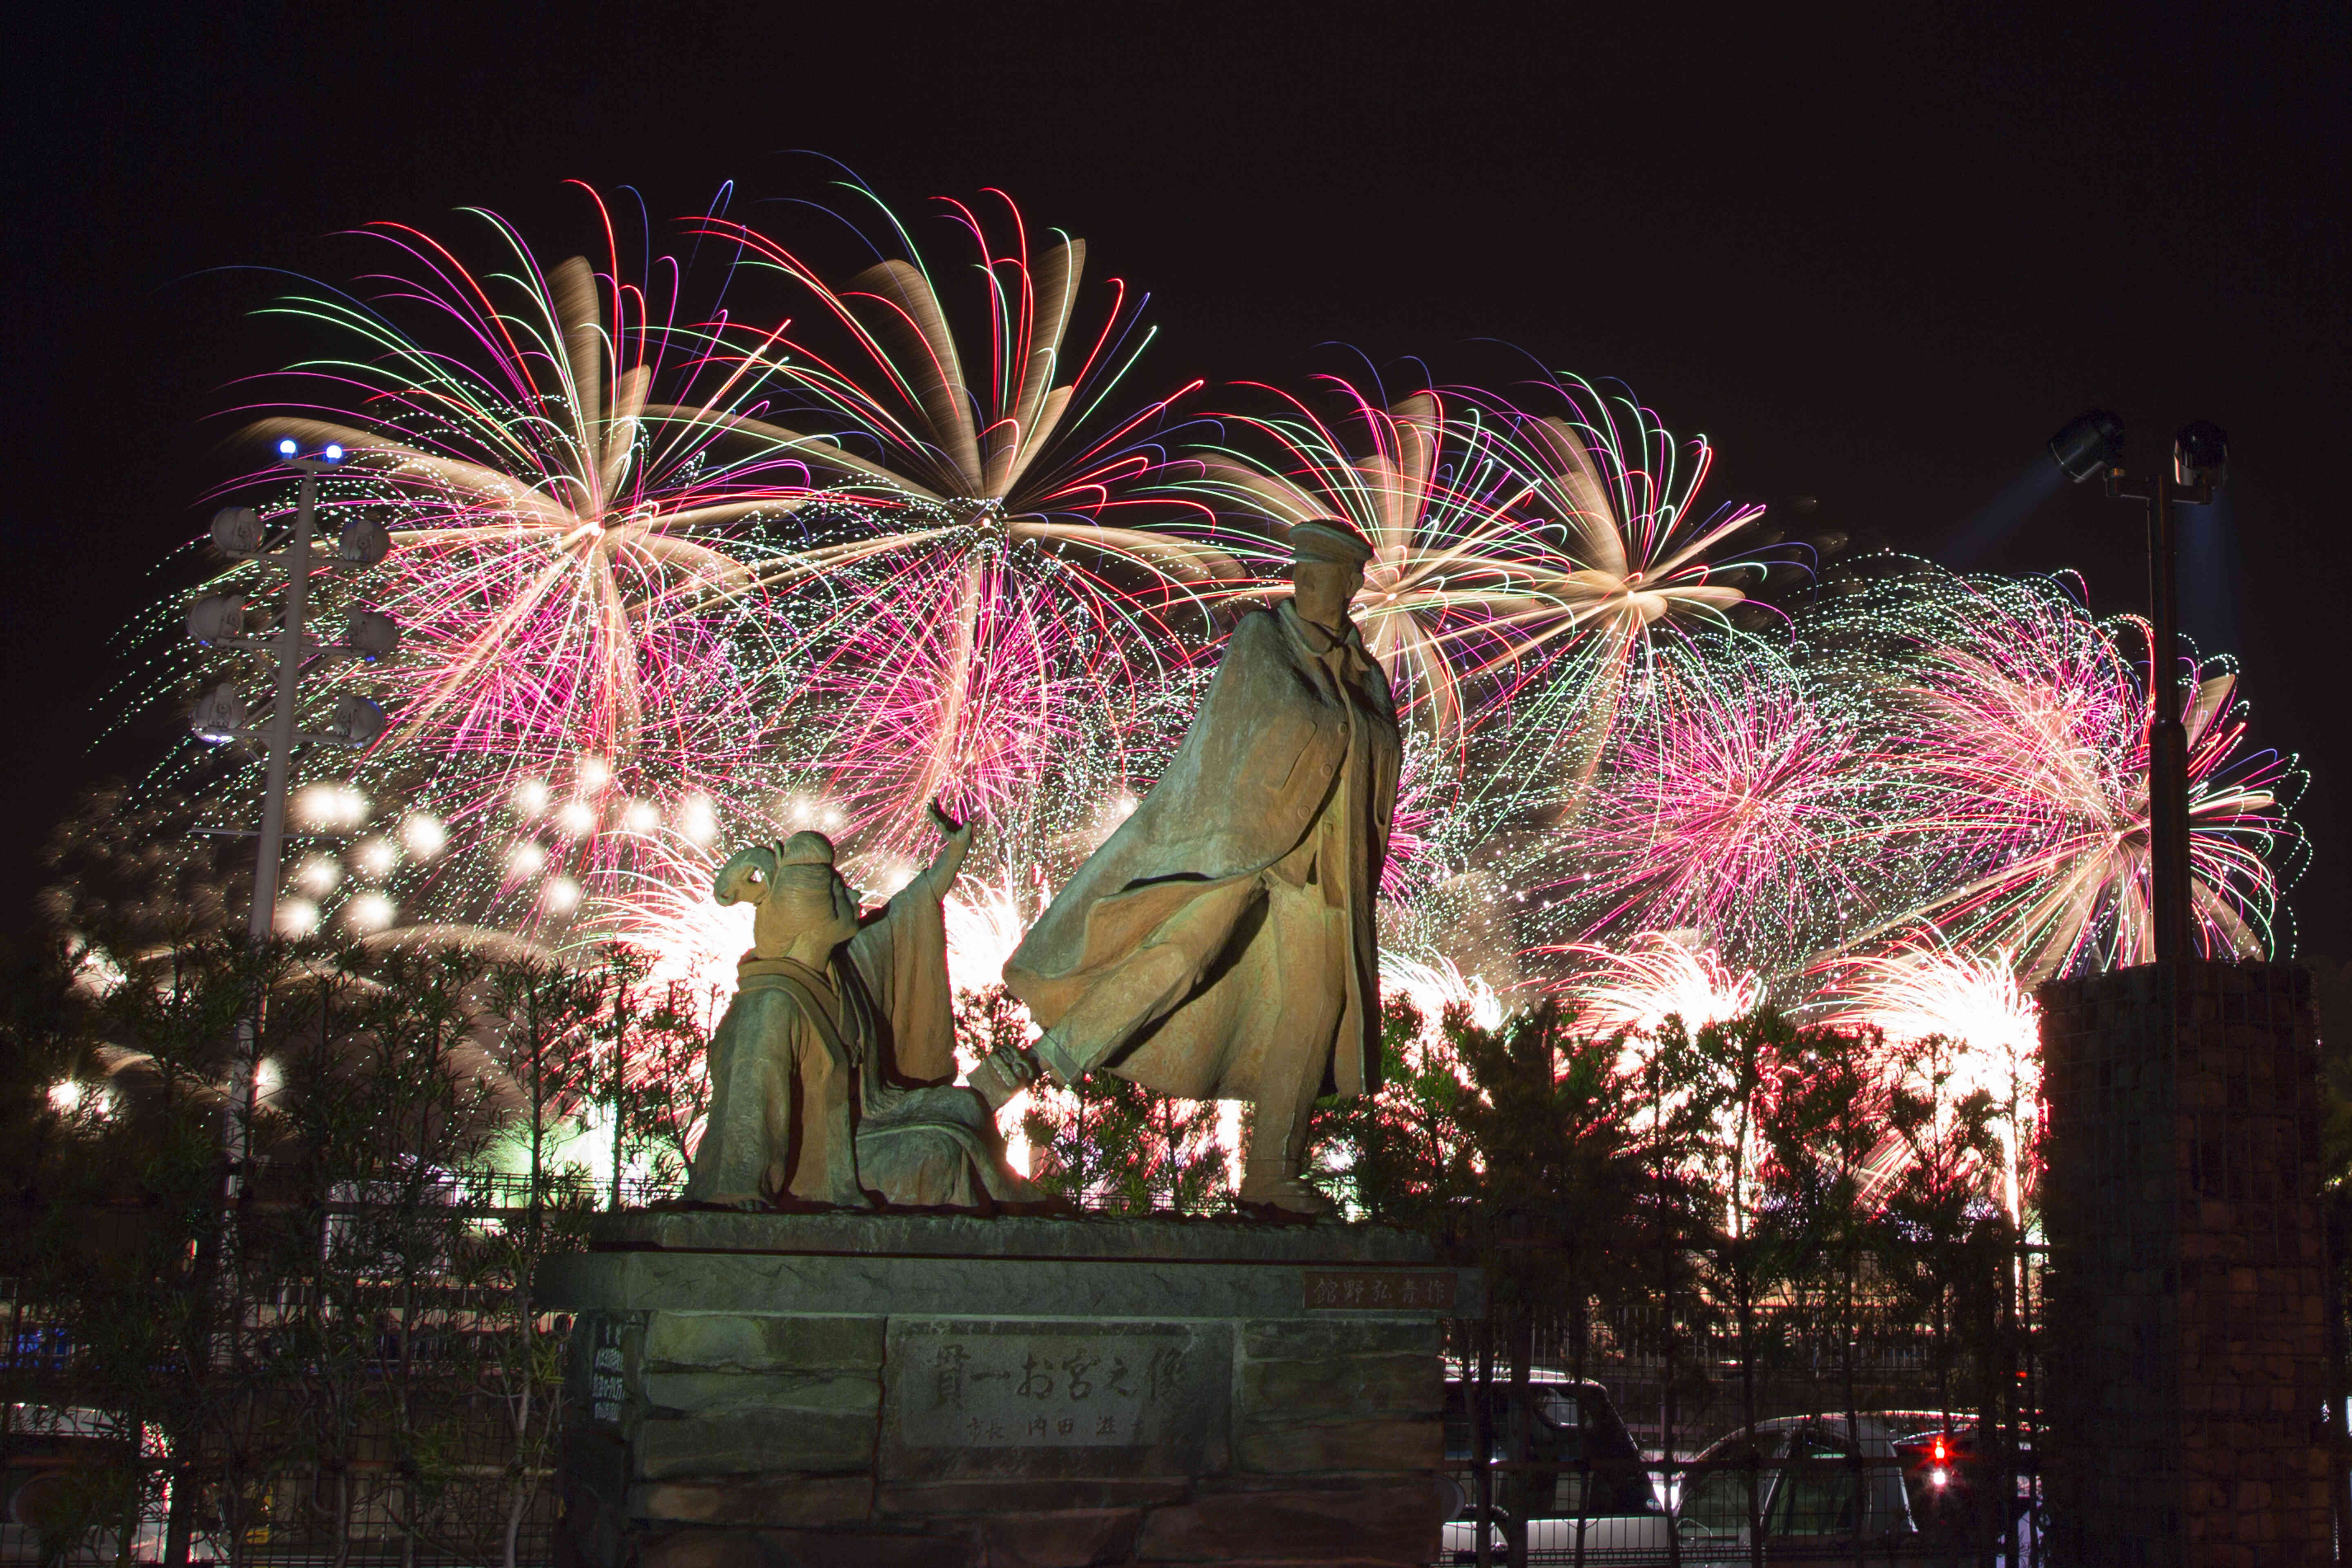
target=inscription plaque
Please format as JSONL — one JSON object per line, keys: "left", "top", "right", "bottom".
{"left": 1302, "top": 1268, "right": 1459, "bottom": 1311}
{"left": 588, "top": 1317, "right": 627, "bottom": 1426}
{"left": 882, "top": 1319, "right": 1231, "bottom": 1479}
{"left": 904, "top": 1328, "right": 1187, "bottom": 1447}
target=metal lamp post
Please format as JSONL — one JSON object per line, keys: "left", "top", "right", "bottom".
{"left": 2031, "top": 421, "right": 2329, "bottom": 1561}
{"left": 2046, "top": 412, "right": 2228, "bottom": 965}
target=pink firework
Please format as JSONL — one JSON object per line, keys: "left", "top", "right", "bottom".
{"left": 1846, "top": 570, "right": 2296, "bottom": 980}
{"left": 784, "top": 542, "right": 1166, "bottom": 849}
{"left": 218, "top": 192, "right": 815, "bottom": 877}
{"left": 1545, "top": 639, "right": 1884, "bottom": 972}
{"left": 1174, "top": 379, "right": 1582, "bottom": 748}
{"left": 1379, "top": 739, "right": 1447, "bottom": 900}
{"left": 1483, "top": 375, "right": 1763, "bottom": 646}
{"left": 657, "top": 188, "right": 1242, "bottom": 871}
{"left": 1474, "top": 374, "right": 1770, "bottom": 784}
{"left": 682, "top": 190, "right": 1210, "bottom": 534}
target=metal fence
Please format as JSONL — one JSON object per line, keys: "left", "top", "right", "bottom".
{"left": 2, "top": 1289, "right": 577, "bottom": 1568}
{"left": 1431, "top": 1248, "right": 2047, "bottom": 1566}
{"left": 0, "top": 1162, "right": 702, "bottom": 1565}
{"left": 1, "top": 1406, "right": 567, "bottom": 1568}
{"left": 2, "top": 1376, "right": 570, "bottom": 1568}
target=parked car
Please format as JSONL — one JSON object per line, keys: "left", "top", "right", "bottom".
{"left": 1441, "top": 1373, "right": 1674, "bottom": 1564}
{"left": 1674, "top": 1414, "right": 1926, "bottom": 1561}
{"left": 2, "top": 1406, "right": 146, "bottom": 1565}
{"left": 1883, "top": 1417, "right": 2036, "bottom": 1553}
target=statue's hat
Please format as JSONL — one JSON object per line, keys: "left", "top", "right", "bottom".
{"left": 772, "top": 830, "right": 839, "bottom": 893}
{"left": 1290, "top": 518, "right": 1374, "bottom": 565}
{"left": 777, "top": 831, "right": 836, "bottom": 867}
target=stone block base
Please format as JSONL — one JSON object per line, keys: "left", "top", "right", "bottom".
{"left": 546, "top": 1212, "right": 1479, "bottom": 1566}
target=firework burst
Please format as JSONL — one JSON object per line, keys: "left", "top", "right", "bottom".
{"left": 1538, "top": 633, "right": 1888, "bottom": 973}
{"left": 1378, "top": 952, "right": 1506, "bottom": 1033}
{"left": 1473, "top": 374, "right": 1770, "bottom": 786}
{"left": 1172, "top": 378, "right": 1584, "bottom": 747}
{"left": 1486, "top": 378, "right": 1761, "bottom": 643}
{"left": 107, "top": 182, "right": 2312, "bottom": 1144}
{"left": 1815, "top": 564, "right": 2298, "bottom": 980}
{"left": 141, "top": 190, "right": 841, "bottom": 947}
{"left": 235, "top": 190, "right": 813, "bottom": 781}
{"left": 762, "top": 521, "right": 1201, "bottom": 862}
{"left": 652, "top": 187, "right": 1241, "bottom": 866}
{"left": 1557, "top": 931, "right": 1767, "bottom": 1037}
{"left": 1810, "top": 935, "right": 2041, "bottom": 1220}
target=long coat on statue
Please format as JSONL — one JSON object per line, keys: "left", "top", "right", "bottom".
{"left": 1003, "top": 601, "right": 1401, "bottom": 1100}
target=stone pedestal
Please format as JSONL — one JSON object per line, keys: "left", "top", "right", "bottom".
{"left": 542, "top": 1212, "right": 1480, "bottom": 1568}
{"left": 2036, "top": 960, "right": 2332, "bottom": 1567}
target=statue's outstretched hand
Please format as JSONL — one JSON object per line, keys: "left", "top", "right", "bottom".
{"left": 969, "top": 1041, "right": 1042, "bottom": 1111}
{"left": 926, "top": 798, "right": 976, "bottom": 889}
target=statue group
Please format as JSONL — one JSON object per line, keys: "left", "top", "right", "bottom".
{"left": 683, "top": 519, "right": 1397, "bottom": 1218}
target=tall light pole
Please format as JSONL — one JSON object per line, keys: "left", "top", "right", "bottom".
{"left": 2046, "top": 411, "right": 2228, "bottom": 965}
{"left": 191, "top": 441, "right": 395, "bottom": 1192}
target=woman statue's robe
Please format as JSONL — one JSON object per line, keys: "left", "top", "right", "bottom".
{"left": 1002, "top": 601, "right": 1401, "bottom": 1100}
{"left": 684, "top": 875, "right": 1035, "bottom": 1211}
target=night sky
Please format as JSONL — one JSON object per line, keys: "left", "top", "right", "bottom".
{"left": 4, "top": 4, "right": 2346, "bottom": 958}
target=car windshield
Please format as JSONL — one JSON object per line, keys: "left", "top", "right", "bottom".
{"left": 1772, "top": 1427, "right": 1860, "bottom": 1537}
{"left": 1443, "top": 1384, "right": 1586, "bottom": 1461}
{"left": 1443, "top": 1383, "right": 1660, "bottom": 1518}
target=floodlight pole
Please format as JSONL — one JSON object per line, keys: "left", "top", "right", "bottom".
{"left": 2105, "top": 462, "right": 2205, "bottom": 966}
{"left": 225, "top": 461, "right": 322, "bottom": 1194}
{"left": 248, "top": 468, "right": 317, "bottom": 942}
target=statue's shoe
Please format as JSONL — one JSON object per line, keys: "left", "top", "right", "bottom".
{"left": 1235, "top": 1172, "right": 1335, "bottom": 1217}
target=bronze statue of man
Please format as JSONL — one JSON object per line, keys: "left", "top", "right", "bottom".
{"left": 1004, "top": 520, "right": 1401, "bottom": 1214}
{"left": 685, "top": 805, "right": 1038, "bottom": 1212}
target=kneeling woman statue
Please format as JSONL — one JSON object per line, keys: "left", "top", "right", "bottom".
{"left": 684, "top": 803, "right": 1039, "bottom": 1212}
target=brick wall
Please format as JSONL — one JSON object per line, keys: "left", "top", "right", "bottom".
{"left": 2037, "top": 960, "right": 2334, "bottom": 1566}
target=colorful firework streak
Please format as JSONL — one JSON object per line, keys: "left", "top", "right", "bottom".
{"left": 760, "top": 516, "right": 1204, "bottom": 866}
{"left": 1171, "top": 379, "right": 1578, "bottom": 747}
{"left": 1480, "top": 376, "right": 1764, "bottom": 648}
{"left": 137, "top": 189, "right": 824, "bottom": 946}
{"left": 1470, "top": 374, "right": 1771, "bottom": 788}
{"left": 237, "top": 189, "right": 813, "bottom": 780}
{"left": 1536, "top": 630, "right": 1890, "bottom": 974}
{"left": 1807, "top": 563, "right": 2299, "bottom": 981}
{"left": 150, "top": 185, "right": 1237, "bottom": 957}
{"left": 658, "top": 185, "right": 1240, "bottom": 866}
{"left": 1167, "top": 372, "right": 1780, "bottom": 912}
